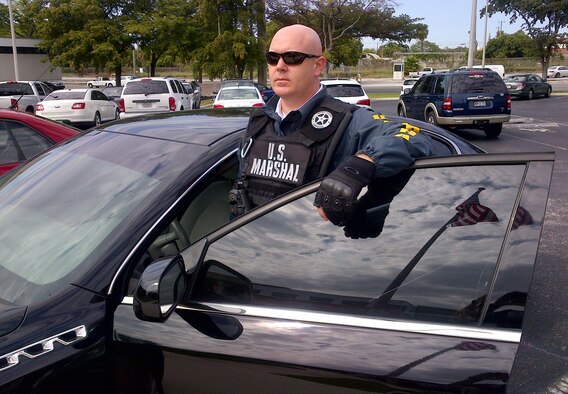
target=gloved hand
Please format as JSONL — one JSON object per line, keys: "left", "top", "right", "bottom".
{"left": 343, "top": 202, "right": 389, "bottom": 239}
{"left": 314, "top": 155, "right": 375, "bottom": 226}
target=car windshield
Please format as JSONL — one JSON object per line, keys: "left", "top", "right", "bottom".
{"left": 0, "top": 132, "right": 194, "bottom": 306}
{"left": 123, "top": 80, "right": 168, "bottom": 95}
{"left": 44, "top": 91, "right": 87, "bottom": 100}
{"left": 218, "top": 88, "right": 259, "bottom": 100}
{"left": 451, "top": 73, "right": 507, "bottom": 93}
{"left": 324, "top": 84, "right": 364, "bottom": 97}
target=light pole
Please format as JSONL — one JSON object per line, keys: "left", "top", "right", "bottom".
{"left": 467, "top": 0, "right": 477, "bottom": 68}
{"left": 7, "top": 0, "right": 19, "bottom": 80}
{"left": 482, "top": 0, "right": 489, "bottom": 67}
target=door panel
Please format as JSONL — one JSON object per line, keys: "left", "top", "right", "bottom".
{"left": 114, "top": 154, "right": 554, "bottom": 392}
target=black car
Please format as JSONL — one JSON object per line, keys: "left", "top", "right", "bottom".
{"left": 254, "top": 82, "right": 275, "bottom": 102}
{"left": 503, "top": 73, "right": 552, "bottom": 100}
{"left": 398, "top": 69, "right": 511, "bottom": 138}
{"left": 0, "top": 110, "right": 558, "bottom": 393}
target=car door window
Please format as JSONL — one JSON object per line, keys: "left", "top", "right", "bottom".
{"left": 414, "top": 76, "right": 434, "bottom": 94}
{"left": 34, "top": 82, "right": 46, "bottom": 96}
{"left": 434, "top": 75, "right": 445, "bottom": 94}
{"left": 5, "top": 121, "right": 51, "bottom": 159}
{"left": 0, "top": 122, "right": 21, "bottom": 164}
{"left": 189, "top": 164, "right": 526, "bottom": 328}
{"left": 127, "top": 153, "right": 239, "bottom": 293}
{"left": 169, "top": 80, "right": 179, "bottom": 94}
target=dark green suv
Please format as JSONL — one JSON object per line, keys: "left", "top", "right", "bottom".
{"left": 397, "top": 69, "right": 511, "bottom": 138}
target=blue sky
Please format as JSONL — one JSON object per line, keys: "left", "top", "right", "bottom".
{"left": 363, "top": 0, "right": 556, "bottom": 50}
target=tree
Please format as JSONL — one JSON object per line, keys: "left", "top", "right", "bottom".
{"left": 414, "top": 23, "right": 428, "bottom": 53}
{"left": 485, "top": 30, "right": 539, "bottom": 58}
{"left": 409, "top": 40, "right": 441, "bottom": 53}
{"left": 327, "top": 37, "right": 363, "bottom": 67}
{"left": 13, "top": 0, "right": 47, "bottom": 38}
{"left": 194, "top": 0, "right": 265, "bottom": 80}
{"left": 37, "top": 0, "right": 133, "bottom": 84}
{"left": 378, "top": 41, "right": 409, "bottom": 58}
{"left": 125, "top": 0, "right": 200, "bottom": 77}
{"left": 0, "top": 4, "right": 10, "bottom": 37}
{"left": 266, "top": 0, "right": 424, "bottom": 75}
{"left": 484, "top": 0, "right": 568, "bottom": 78}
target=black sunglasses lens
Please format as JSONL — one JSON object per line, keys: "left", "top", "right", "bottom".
{"left": 282, "top": 52, "right": 305, "bottom": 65}
{"left": 266, "top": 52, "right": 280, "bottom": 65}
{"left": 266, "top": 52, "right": 315, "bottom": 66}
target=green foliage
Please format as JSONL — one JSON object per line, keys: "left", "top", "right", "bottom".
{"left": 378, "top": 42, "right": 409, "bottom": 58}
{"left": 485, "top": 30, "right": 539, "bottom": 58}
{"left": 328, "top": 38, "right": 363, "bottom": 67}
{"left": 409, "top": 40, "right": 441, "bottom": 53}
{"left": 404, "top": 56, "right": 420, "bottom": 73}
{"left": 0, "top": 4, "right": 10, "bottom": 37}
{"left": 485, "top": 0, "right": 568, "bottom": 76}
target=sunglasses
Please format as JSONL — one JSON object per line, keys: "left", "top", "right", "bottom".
{"left": 265, "top": 51, "right": 320, "bottom": 66}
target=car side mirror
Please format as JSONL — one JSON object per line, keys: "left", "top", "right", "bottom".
{"left": 133, "top": 255, "right": 187, "bottom": 322}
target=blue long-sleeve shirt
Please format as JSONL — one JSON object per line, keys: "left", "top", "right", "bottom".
{"left": 240, "top": 86, "right": 436, "bottom": 179}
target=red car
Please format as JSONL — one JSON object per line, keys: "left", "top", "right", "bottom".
{"left": 0, "top": 109, "right": 80, "bottom": 175}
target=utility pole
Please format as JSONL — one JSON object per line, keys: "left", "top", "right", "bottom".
{"left": 467, "top": 0, "right": 477, "bottom": 68}
{"left": 8, "top": 0, "right": 19, "bottom": 80}
{"left": 482, "top": 0, "right": 488, "bottom": 67}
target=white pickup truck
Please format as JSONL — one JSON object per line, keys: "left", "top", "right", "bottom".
{"left": 87, "top": 76, "right": 116, "bottom": 88}
{"left": 409, "top": 67, "right": 436, "bottom": 78}
{"left": 0, "top": 81, "right": 53, "bottom": 113}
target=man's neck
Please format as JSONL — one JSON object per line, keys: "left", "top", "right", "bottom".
{"left": 278, "top": 85, "right": 322, "bottom": 118}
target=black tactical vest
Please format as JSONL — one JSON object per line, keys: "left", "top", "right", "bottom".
{"left": 240, "top": 96, "right": 354, "bottom": 206}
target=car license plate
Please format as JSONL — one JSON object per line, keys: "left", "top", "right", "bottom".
{"left": 473, "top": 101, "right": 487, "bottom": 107}
{"left": 142, "top": 102, "right": 152, "bottom": 108}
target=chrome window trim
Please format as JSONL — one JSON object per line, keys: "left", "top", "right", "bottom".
{"left": 0, "top": 325, "right": 87, "bottom": 372}
{"left": 107, "top": 148, "right": 239, "bottom": 294}
{"left": 120, "top": 297, "right": 520, "bottom": 343}
{"left": 422, "top": 129, "right": 462, "bottom": 154}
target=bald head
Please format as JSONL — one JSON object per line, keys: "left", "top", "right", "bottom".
{"left": 270, "top": 24, "right": 322, "bottom": 55}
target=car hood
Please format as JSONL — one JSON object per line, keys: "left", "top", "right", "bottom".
{"left": 0, "top": 300, "right": 26, "bottom": 338}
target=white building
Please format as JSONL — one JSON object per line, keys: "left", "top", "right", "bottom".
{"left": 0, "top": 37, "right": 61, "bottom": 81}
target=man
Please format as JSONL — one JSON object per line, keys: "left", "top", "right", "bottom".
{"left": 230, "top": 24, "right": 435, "bottom": 228}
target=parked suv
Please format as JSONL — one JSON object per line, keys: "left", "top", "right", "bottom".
{"left": 119, "top": 77, "right": 191, "bottom": 118}
{"left": 397, "top": 69, "right": 511, "bottom": 138}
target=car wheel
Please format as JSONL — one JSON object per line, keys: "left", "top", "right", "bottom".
{"left": 545, "top": 87, "right": 551, "bottom": 98}
{"left": 527, "top": 89, "right": 534, "bottom": 100}
{"left": 426, "top": 110, "right": 437, "bottom": 125}
{"left": 107, "top": 83, "right": 113, "bottom": 87}
{"left": 94, "top": 112, "right": 102, "bottom": 126}
{"left": 115, "top": 109, "right": 120, "bottom": 120}
{"left": 397, "top": 106, "right": 406, "bottom": 117}
{"left": 87, "top": 83, "right": 93, "bottom": 88}
{"left": 484, "top": 123, "right": 502, "bottom": 138}
{"left": 555, "top": 72, "right": 560, "bottom": 78}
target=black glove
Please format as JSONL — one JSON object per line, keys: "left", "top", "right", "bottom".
{"left": 344, "top": 202, "right": 389, "bottom": 239}
{"left": 314, "top": 156, "right": 375, "bottom": 226}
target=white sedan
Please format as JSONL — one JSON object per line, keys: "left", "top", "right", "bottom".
{"left": 36, "top": 89, "right": 119, "bottom": 128}
{"left": 547, "top": 66, "right": 568, "bottom": 78}
{"left": 213, "top": 86, "right": 265, "bottom": 109}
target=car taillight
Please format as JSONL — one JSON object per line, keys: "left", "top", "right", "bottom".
{"left": 36, "top": 103, "right": 44, "bottom": 111}
{"left": 252, "top": 103, "right": 264, "bottom": 107}
{"left": 507, "top": 95, "right": 511, "bottom": 109}
{"left": 357, "top": 99, "right": 371, "bottom": 106}
{"left": 72, "top": 103, "right": 86, "bottom": 109}
{"left": 119, "top": 98, "right": 125, "bottom": 112}
{"left": 169, "top": 97, "right": 176, "bottom": 111}
{"left": 442, "top": 97, "right": 452, "bottom": 110}
{"left": 213, "top": 104, "right": 224, "bottom": 108}
{"left": 10, "top": 98, "right": 18, "bottom": 111}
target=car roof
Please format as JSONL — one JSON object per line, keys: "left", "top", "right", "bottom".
{"left": 98, "top": 109, "right": 251, "bottom": 145}
{"left": 320, "top": 79, "right": 361, "bottom": 85}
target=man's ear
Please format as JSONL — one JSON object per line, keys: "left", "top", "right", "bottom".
{"left": 314, "top": 56, "right": 326, "bottom": 76}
